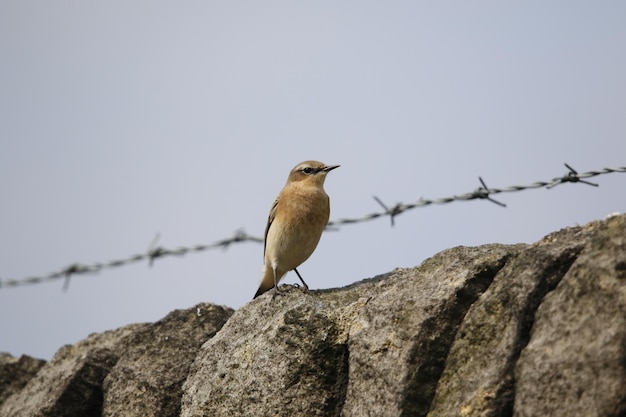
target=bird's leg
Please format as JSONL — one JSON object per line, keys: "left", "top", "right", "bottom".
{"left": 293, "top": 268, "right": 310, "bottom": 292}
{"left": 272, "top": 266, "right": 283, "bottom": 298}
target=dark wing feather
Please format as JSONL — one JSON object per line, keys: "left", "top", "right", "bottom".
{"left": 263, "top": 197, "right": 279, "bottom": 258}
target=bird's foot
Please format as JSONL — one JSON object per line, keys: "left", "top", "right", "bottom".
{"left": 292, "top": 282, "right": 313, "bottom": 295}
{"left": 271, "top": 285, "right": 284, "bottom": 300}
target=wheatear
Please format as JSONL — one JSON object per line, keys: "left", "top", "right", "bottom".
{"left": 253, "top": 160, "right": 339, "bottom": 299}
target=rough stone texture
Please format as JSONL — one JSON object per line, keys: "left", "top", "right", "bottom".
{"left": 426, "top": 224, "right": 595, "bottom": 417}
{"left": 180, "top": 245, "right": 520, "bottom": 417}
{"left": 2, "top": 214, "right": 625, "bottom": 417}
{"left": 182, "top": 288, "right": 356, "bottom": 417}
{"left": 0, "top": 323, "right": 145, "bottom": 417}
{"left": 0, "top": 303, "right": 233, "bottom": 417}
{"left": 513, "top": 214, "right": 626, "bottom": 417}
{"left": 340, "top": 245, "right": 519, "bottom": 417}
{"left": 0, "top": 353, "right": 46, "bottom": 407}
{"left": 102, "top": 303, "right": 234, "bottom": 417}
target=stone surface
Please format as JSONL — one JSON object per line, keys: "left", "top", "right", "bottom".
{"left": 0, "top": 353, "right": 46, "bottom": 407}
{"left": 513, "top": 214, "right": 626, "bottom": 417}
{"left": 0, "top": 323, "right": 144, "bottom": 417}
{"left": 102, "top": 303, "right": 234, "bottom": 417}
{"left": 0, "top": 303, "right": 233, "bottom": 417}
{"left": 179, "top": 245, "right": 522, "bottom": 417}
{"left": 2, "top": 215, "right": 625, "bottom": 417}
{"left": 340, "top": 245, "right": 518, "bottom": 417}
{"left": 182, "top": 289, "right": 355, "bottom": 417}
{"left": 426, "top": 224, "right": 594, "bottom": 417}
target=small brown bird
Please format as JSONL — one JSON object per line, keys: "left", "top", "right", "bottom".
{"left": 253, "top": 160, "right": 339, "bottom": 299}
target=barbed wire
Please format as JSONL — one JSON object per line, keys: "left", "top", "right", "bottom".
{"left": 1, "top": 163, "right": 624, "bottom": 289}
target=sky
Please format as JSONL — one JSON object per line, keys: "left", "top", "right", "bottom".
{"left": 1, "top": 2, "right": 625, "bottom": 360}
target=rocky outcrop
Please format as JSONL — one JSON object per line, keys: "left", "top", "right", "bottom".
{"left": 0, "top": 353, "right": 45, "bottom": 406}
{"left": 1, "top": 305, "right": 233, "bottom": 417}
{"left": 1, "top": 214, "right": 625, "bottom": 417}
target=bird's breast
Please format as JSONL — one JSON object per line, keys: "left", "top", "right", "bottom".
{"left": 264, "top": 186, "right": 330, "bottom": 270}
{"left": 279, "top": 187, "right": 330, "bottom": 228}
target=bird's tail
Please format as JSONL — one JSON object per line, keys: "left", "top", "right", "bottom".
{"left": 253, "top": 265, "right": 278, "bottom": 299}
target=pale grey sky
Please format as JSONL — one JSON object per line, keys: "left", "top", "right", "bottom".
{"left": 1, "top": 2, "right": 625, "bottom": 359}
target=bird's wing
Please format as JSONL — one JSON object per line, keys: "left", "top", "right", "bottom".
{"left": 263, "top": 196, "right": 279, "bottom": 258}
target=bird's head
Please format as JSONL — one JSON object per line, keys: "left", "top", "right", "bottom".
{"left": 287, "top": 160, "right": 340, "bottom": 187}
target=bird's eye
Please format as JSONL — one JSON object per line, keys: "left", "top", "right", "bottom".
{"left": 302, "top": 167, "right": 314, "bottom": 174}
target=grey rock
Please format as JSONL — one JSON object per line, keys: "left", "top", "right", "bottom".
{"left": 340, "top": 245, "right": 518, "bottom": 417}
{"left": 0, "top": 303, "right": 233, "bottom": 417}
{"left": 514, "top": 215, "right": 626, "bottom": 417}
{"left": 181, "top": 245, "right": 516, "bottom": 417}
{"left": 0, "top": 353, "right": 46, "bottom": 407}
{"left": 427, "top": 225, "right": 594, "bottom": 417}
{"left": 0, "top": 323, "right": 145, "bottom": 417}
{"left": 102, "top": 303, "right": 233, "bottom": 417}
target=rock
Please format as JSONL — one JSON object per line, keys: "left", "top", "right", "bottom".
{"left": 181, "top": 245, "right": 518, "bottom": 417}
{"left": 0, "top": 323, "right": 145, "bottom": 417}
{"left": 102, "top": 303, "right": 234, "bottom": 417}
{"left": 427, "top": 224, "right": 595, "bottom": 417}
{"left": 2, "top": 215, "right": 625, "bottom": 417}
{"left": 0, "top": 303, "right": 233, "bottom": 417}
{"left": 513, "top": 215, "right": 626, "bottom": 417}
{"left": 0, "top": 353, "right": 46, "bottom": 407}
{"left": 339, "top": 245, "right": 520, "bottom": 417}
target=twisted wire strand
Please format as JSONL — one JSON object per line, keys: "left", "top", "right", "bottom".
{"left": 2, "top": 164, "right": 624, "bottom": 289}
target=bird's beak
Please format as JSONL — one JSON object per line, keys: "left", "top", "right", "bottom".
{"left": 323, "top": 165, "right": 340, "bottom": 172}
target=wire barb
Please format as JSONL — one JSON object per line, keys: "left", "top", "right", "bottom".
{"left": 62, "top": 264, "right": 87, "bottom": 291}
{"left": 472, "top": 177, "right": 507, "bottom": 207}
{"left": 547, "top": 163, "right": 600, "bottom": 189}
{"left": 373, "top": 196, "right": 403, "bottom": 227}
{"left": 148, "top": 247, "right": 167, "bottom": 267}
{"left": 147, "top": 233, "right": 162, "bottom": 267}
{"left": 2, "top": 163, "right": 625, "bottom": 289}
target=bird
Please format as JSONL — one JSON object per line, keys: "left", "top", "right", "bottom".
{"left": 253, "top": 160, "right": 339, "bottom": 299}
